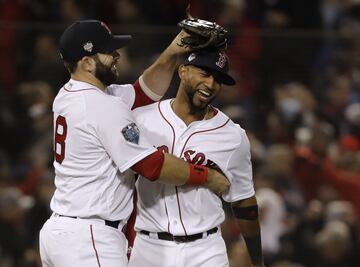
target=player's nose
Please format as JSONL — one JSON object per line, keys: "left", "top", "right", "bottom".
{"left": 204, "top": 75, "right": 219, "bottom": 90}
{"left": 204, "top": 75, "right": 215, "bottom": 87}
{"left": 111, "top": 51, "right": 121, "bottom": 62}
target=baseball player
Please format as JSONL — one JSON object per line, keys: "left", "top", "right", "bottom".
{"left": 38, "top": 20, "right": 230, "bottom": 267}
{"left": 127, "top": 50, "right": 265, "bottom": 267}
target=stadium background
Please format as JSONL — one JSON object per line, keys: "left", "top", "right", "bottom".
{"left": 0, "top": 0, "right": 359, "bottom": 266}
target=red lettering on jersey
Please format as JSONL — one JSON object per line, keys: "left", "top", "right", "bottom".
{"left": 183, "top": 150, "right": 196, "bottom": 163}
{"left": 101, "top": 22, "right": 112, "bottom": 34}
{"left": 183, "top": 150, "right": 206, "bottom": 165}
{"left": 54, "top": 115, "right": 67, "bottom": 164}
{"left": 192, "top": 153, "right": 205, "bottom": 165}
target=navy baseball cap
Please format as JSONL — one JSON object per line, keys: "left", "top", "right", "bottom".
{"left": 183, "top": 50, "right": 236, "bottom": 85}
{"left": 59, "top": 20, "right": 132, "bottom": 62}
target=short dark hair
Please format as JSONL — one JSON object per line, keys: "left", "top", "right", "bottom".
{"left": 63, "top": 61, "right": 78, "bottom": 73}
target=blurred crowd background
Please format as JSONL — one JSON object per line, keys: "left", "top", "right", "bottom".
{"left": 0, "top": 0, "right": 360, "bottom": 267}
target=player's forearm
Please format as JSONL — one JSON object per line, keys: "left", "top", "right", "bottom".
{"left": 142, "top": 31, "right": 190, "bottom": 96}
{"left": 160, "top": 153, "right": 230, "bottom": 194}
{"left": 157, "top": 153, "right": 188, "bottom": 184}
{"left": 132, "top": 152, "right": 207, "bottom": 186}
{"left": 158, "top": 153, "right": 207, "bottom": 185}
{"left": 232, "top": 197, "right": 265, "bottom": 266}
{"left": 132, "top": 152, "right": 230, "bottom": 193}
{"left": 239, "top": 219, "right": 264, "bottom": 266}
{"left": 141, "top": 57, "right": 178, "bottom": 97}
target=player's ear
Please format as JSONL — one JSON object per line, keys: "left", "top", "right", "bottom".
{"left": 80, "top": 56, "right": 96, "bottom": 73}
{"left": 178, "top": 64, "right": 187, "bottom": 80}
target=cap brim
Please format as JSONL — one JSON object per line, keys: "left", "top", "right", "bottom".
{"left": 218, "top": 72, "right": 236, "bottom": 86}
{"left": 187, "top": 63, "right": 236, "bottom": 86}
{"left": 102, "top": 35, "right": 132, "bottom": 52}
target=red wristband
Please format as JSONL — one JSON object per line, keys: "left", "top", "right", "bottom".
{"left": 186, "top": 164, "right": 208, "bottom": 185}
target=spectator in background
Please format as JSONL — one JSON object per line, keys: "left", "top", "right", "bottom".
{"left": 0, "top": 91, "right": 18, "bottom": 159}
{"left": 256, "top": 187, "right": 286, "bottom": 263}
{"left": 110, "top": 0, "right": 159, "bottom": 79}
{"left": 25, "top": 170, "right": 55, "bottom": 265}
{"left": 265, "top": 82, "right": 317, "bottom": 144}
{"left": 27, "top": 34, "right": 68, "bottom": 92}
{"left": 312, "top": 0, "right": 346, "bottom": 73}
{"left": 211, "top": 0, "right": 262, "bottom": 133}
{"left": 24, "top": 0, "right": 60, "bottom": 22}
{"left": 314, "top": 221, "right": 355, "bottom": 267}
{"left": 0, "top": 0, "right": 27, "bottom": 91}
{"left": 344, "top": 103, "right": 360, "bottom": 138}
{"left": 217, "top": 0, "right": 261, "bottom": 99}
{"left": 259, "top": 0, "right": 322, "bottom": 100}
{"left": 0, "top": 187, "right": 35, "bottom": 267}
{"left": 59, "top": 0, "right": 87, "bottom": 22}
{"left": 294, "top": 121, "right": 360, "bottom": 218}
{"left": 263, "top": 144, "right": 305, "bottom": 215}
{"left": 320, "top": 74, "right": 352, "bottom": 133}
{"left": 333, "top": 133, "right": 360, "bottom": 172}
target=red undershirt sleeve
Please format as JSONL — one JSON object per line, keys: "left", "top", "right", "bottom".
{"left": 131, "top": 80, "right": 156, "bottom": 110}
{"left": 131, "top": 150, "right": 164, "bottom": 181}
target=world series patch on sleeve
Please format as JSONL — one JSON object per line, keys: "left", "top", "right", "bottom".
{"left": 122, "top": 123, "right": 140, "bottom": 144}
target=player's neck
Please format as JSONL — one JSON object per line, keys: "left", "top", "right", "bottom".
{"left": 71, "top": 71, "right": 107, "bottom": 91}
{"left": 171, "top": 99, "right": 212, "bottom": 126}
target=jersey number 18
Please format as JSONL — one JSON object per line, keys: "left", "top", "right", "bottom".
{"left": 54, "top": 115, "right": 67, "bottom": 164}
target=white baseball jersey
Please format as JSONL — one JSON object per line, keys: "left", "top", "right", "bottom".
{"left": 132, "top": 99, "right": 255, "bottom": 235}
{"left": 50, "top": 77, "right": 157, "bottom": 222}
{"left": 40, "top": 77, "right": 163, "bottom": 267}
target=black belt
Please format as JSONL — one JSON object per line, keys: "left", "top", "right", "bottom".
{"left": 58, "top": 214, "right": 121, "bottom": 229}
{"left": 140, "top": 227, "right": 218, "bottom": 243}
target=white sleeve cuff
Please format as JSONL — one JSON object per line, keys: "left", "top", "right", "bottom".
{"left": 139, "top": 75, "right": 163, "bottom": 101}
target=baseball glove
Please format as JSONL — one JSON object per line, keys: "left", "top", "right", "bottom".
{"left": 177, "top": 16, "right": 228, "bottom": 50}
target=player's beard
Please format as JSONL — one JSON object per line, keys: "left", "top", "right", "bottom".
{"left": 93, "top": 57, "right": 119, "bottom": 86}
{"left": 184, "top": 84, "right": 215, "bottom": 115}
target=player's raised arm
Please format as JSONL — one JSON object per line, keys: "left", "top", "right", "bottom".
{"left": 108, "top": 31, "right": 191, "bottom": 109}
{"left": 141, "top": 13, "right": 228, "bottom": 97}
{"left": 141, "top": 30, "right": 190, "bottom": 96}
{"left": 131, "top": 151, "right": 230, "bottom": 194}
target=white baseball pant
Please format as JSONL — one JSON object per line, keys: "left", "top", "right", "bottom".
{"left": 128, "top": 229, "right": 229, "bottom": 267}
{"left": 39, "top": 214, "right": 128, "bottom": 267}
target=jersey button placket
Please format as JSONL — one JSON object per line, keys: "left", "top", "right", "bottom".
{"left": 164, "top": 187, "right": 180, "bottom": 233}
{"left": 173, "top": 126, "right": 187, "bottom": 156}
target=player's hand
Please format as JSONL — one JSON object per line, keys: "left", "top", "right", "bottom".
{"left": 167, "top": 30, "right": 192, "bottom": 56}
{"left": 205, "top": 168, "right": 230, "bottom": 195}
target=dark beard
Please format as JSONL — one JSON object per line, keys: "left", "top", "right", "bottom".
{"left": 93, "top": 56, "right": 119, "bottom": 86}
{"left": 184, "top": 84, "right": 214, "bottom": 115}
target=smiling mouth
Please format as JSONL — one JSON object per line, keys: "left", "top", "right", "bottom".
{"left": 197, "top": 89, "right": 211, "bottom": 99}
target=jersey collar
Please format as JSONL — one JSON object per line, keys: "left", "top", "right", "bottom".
{"left": 162, "top": 99, "right": 229, "bottom": 129}
{"left": 64, "top": 79, "right": 106, "bottom": 94}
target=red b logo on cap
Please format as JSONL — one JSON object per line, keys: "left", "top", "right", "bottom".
{"left": 215, "top": 52, "right": 226, "bottom": 68}
{"left": 101, "top": 22, "right": 111, "bottom": 34}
